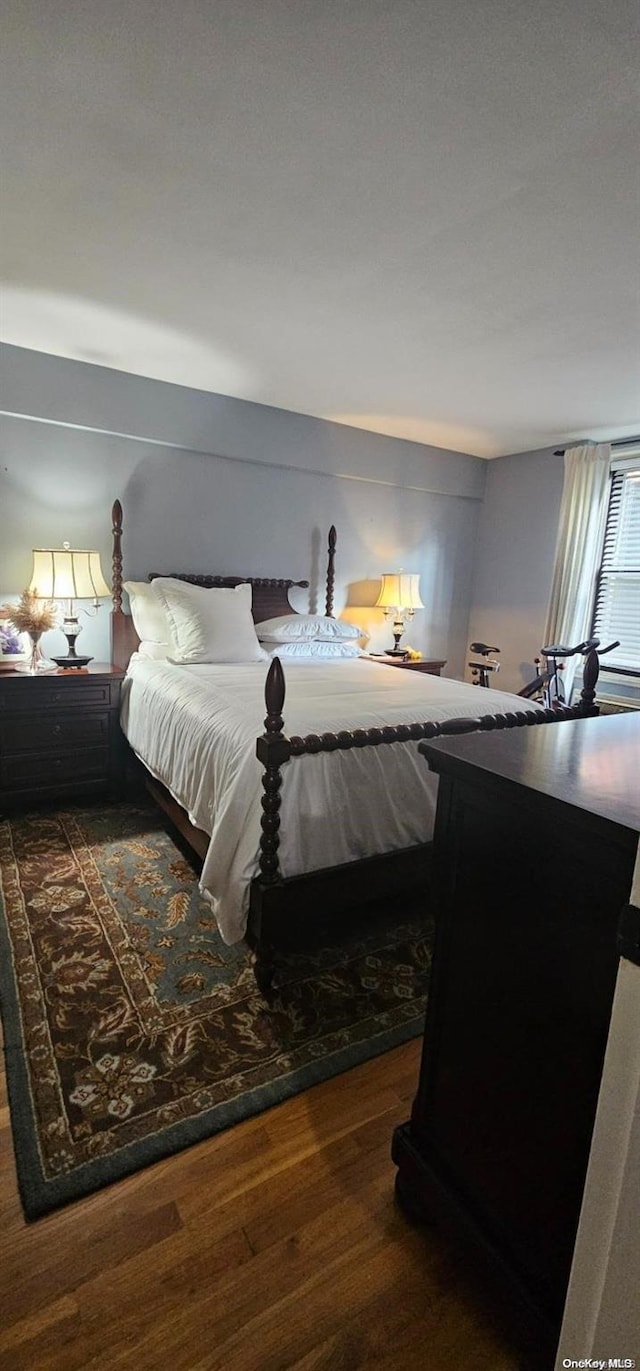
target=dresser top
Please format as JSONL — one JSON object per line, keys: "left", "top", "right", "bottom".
{"left": 0, "top": 663, "right": 123, "bottom": 684}
{"left": 420, "top": 713, "right": 640, "bottom": 834}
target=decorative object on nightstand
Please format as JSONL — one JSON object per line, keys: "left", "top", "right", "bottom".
{"left": 1, "top": 590, "right": 57, "bottom": 673}
{"left": 0, "top": 607, "right": 31, "bottom": 671}
{"left": 29, "top": 544, "right": 111, "bottom": 669}
{"left": 375, "top": 572, "right": 424, "bottom": 657}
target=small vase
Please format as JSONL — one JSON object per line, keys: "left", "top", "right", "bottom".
{"left": 27, "top": 631, "right": 44, "bottom": 674}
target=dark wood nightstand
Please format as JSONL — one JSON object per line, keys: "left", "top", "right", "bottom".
{"left": 368, "top": 656, "right": 447, "bottom": 676}
{"left": 0, "top": 663, "right": 126, "bottom": 812}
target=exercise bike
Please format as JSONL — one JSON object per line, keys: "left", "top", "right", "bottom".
{"left": 469, "top": 637, "right": 620, "bottom": 708}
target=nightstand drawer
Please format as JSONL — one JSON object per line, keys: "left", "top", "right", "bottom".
{"left": 0, "top": 681, "right": 117, "bottom": 712}
{"left": 0, "top": 713, "right": 110, "bottom": 755}
{"left": 1, "top": 747, "right": 110, "bottom": 790}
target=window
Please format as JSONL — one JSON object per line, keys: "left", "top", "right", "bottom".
{"left": 591, "top": 450, "right": 640, "bottom": 675}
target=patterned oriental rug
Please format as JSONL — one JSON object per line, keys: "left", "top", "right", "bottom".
{"left": 0, "top": 802, "right": 432, "bottom": 1220}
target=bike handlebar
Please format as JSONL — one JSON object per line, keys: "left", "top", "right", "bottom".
{"left": 540, "top": 638, "right": 620, "bottom": 659}
{"left": 540, "top": 637, "right": 600, "bottom": 658}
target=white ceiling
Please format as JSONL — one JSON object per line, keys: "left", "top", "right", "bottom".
{"left": 1, "top": 0, "right": 639, "bottom": 458}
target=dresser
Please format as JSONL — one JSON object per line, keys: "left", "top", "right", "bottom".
{"left": 0, "top": 664, "right": 126, "bottom": 812}
{"left": 392, "top": 713, "right": 640, "bottom": 1364}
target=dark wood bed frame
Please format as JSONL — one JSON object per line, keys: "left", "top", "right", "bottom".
{"left": 110, "top": 499, "right": 603, "bottom": 993}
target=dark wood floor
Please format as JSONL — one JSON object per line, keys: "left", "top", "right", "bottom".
{"left": 0, "top": 1029, "right": 526, "bottom": 1371}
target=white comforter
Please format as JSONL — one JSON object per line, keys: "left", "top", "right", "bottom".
{"left": 121, "top": 656, "right": 532, "bottom": 944}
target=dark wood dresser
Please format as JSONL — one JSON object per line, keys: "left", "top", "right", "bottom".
{"left": 392, "top": 713, "right": 640, "bottom": 1365}
{"left": 0, "top": 664, "right": 126, "bottom": 812}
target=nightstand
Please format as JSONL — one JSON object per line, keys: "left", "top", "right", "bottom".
{"left": 368, "top": 656, "right": 447, "bottom": 677}
{"left": 0, "top": 663, "right": 126, "bottom": 812}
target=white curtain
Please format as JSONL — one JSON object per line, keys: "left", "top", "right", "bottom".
{"left": 543, "top": 443, "right": 611, "bottom": 700}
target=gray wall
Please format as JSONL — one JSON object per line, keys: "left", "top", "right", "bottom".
{"left": 0, "top": 345, "right": 486, "bottom": 673}
{"left": 466, "top": 446, "right": 564, "bottom": 694}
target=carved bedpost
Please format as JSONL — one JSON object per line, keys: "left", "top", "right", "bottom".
{"left": 110, "top": 499, "right": 135, "bottom": 669}
{"left": 578, "top": 647, "right": 601, "bottom": 716}
{"left": 256, "top": 656, "right": 291, "bottom": 881}
{"left": 112, "top": 499, "right": 123, "bottom": 612}
{"left": 325, "top": 525, "right": 337, "bottom": 617}
{"left": 253, "top": 657, "right": 292, "bottom": 994}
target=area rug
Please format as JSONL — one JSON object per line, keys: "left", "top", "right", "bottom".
{"left": 0, "top": 801, "right": 432, "bottom": 1220}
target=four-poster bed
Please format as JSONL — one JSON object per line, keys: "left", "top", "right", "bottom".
{"left": 109, "top": 500, "right": 603, "bottom": 992}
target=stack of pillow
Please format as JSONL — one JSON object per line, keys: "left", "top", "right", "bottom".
{"left": 123, "top": 579, "right": 364, "bottom": 665}
{"left": 254, "top": 614, "right": 363, "bottom": 660}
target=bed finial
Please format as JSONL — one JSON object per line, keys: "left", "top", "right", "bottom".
{"left": 264, "top": 654, "right": 286, "bottom": 735}
{"left": 325, "top": 525, "right": 337, "bottom": 617}
{"left": 112, "top": 499, "right": 123, "bottom": 613}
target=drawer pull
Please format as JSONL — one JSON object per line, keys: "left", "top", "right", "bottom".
{"left": 53, "top": 724, "right": 62, "bottom": 735}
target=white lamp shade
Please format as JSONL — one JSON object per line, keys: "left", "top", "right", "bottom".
{"left": 29, "top": 548, "right": 111, "bottom": 601}
{"left": 375, "top": 572, "right": 424, "bottom": 611}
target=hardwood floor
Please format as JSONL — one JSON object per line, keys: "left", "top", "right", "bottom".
{"left": 0, "top": 1027, "right": 528, "bottom": 1371}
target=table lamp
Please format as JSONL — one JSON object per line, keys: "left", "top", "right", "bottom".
{"left": 375, "top": 571, "right": 424, "bottom": 657}
{"left": 29, "top": 543, "right": 111, "bottom": 668}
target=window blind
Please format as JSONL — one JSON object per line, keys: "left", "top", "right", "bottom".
{"left": 591, "top": 459, "right": 640, "bottom": 674}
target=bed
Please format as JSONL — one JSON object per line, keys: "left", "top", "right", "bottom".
{"left": 110, "top": 501, "right": 602, "bottom": 992}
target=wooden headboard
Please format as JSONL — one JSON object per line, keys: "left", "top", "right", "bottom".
{"left": 110, "top": 500, "right": 337, "bottom": 669}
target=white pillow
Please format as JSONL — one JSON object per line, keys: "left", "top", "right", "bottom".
{"left": 151, "top": 577, "right": 267, "bottom": 664}
{"left": 124, "top": 580, "right": 171, "bottom": 646}
{"left": 266, "top": 641, "right": 360, "bottom": 660}
{"left": 137, "top": 641, "right": 170, "bottom": 660}
{"left": 256, "top": 614, "right": 363, "bottom": 643}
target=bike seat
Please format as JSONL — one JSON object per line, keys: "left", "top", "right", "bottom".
{"left": 469, "top": 642, "right": 500, "bottom": 656}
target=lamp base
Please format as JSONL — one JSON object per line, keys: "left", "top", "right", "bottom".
{"left": 50, "top": 654, "right": 94, "bottom": 670}
{"left": 52, "top": 621, "right": 93, "bottom": 669}
{"left": 385, "top": 647, "right": 410, "bottom": 658}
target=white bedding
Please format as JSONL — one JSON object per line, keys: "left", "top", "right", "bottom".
{"left": 121, "top": 656, "right": 535, "bottom": 944}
